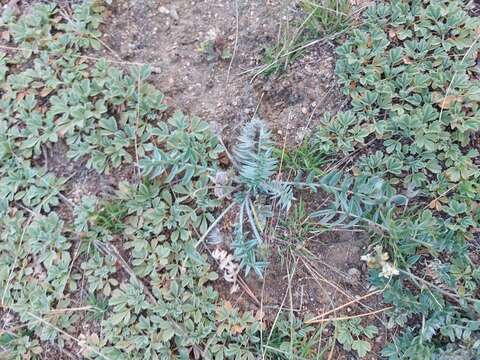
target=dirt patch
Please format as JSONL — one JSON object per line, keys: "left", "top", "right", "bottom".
{"left": 210, "top": 222, "right": 388, "bottom": 359}
{"left": 214, "top": 229, "right": 381, "bottom": 320}
{"left": 257, "top": 44, "right": 347, "bottom": 144}
{"left": 42, "top": 140, "right": 136, "bottom": 222}
{"left": 102, "top": 0, "right": 344, "bottom": 145}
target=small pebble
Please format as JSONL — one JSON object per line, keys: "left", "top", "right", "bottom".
{"left": 170, "top": 7, "right": 179, "bottom": 21}
{"left": 159, "top": 6, "right": 169, "bottom": 14}
{"left": 345, "top": 267, "right": 361, "bottom": 285}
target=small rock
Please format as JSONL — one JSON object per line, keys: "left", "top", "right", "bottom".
{"left": 345, "top": 267, "right": 361, "bottom": 285}
{"left": 119, "top": 43, "right": 132, "bottom": 58}
{"left": 159, "top": 6, "right": 170, "bottom": 14}
{"left": 151, "top": 66, "right": 161, "bottom": 74}
{"left": 170, "top": 7, "right": 179, "bottom": 21}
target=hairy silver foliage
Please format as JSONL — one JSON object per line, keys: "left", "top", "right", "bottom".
{"left": 234, "top": 119, "right": 293, "bottom": 210}
{"left": 229, "top": 119, "right": 294, "bottom": 276}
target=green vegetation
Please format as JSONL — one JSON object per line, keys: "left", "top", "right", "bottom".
{"left": 302, "top": 0, "right": 480, "bottom": 357}
{"left": 260, "top": 0, "right": 352, "bottom": 77}
{"left": 270, "top": 0, "right": 480, "bottom": 357}
{"left": 301, "top": 0, "right": 352, "bottom": 35}
{"left": 0, "top": 2, "right": 318, "bottom": 359}
{"left": 262, "top": 315, "right": 330, "bottom": 359}
{"left": 277, "top": 198, "right": 318, "bottom": 258}
{"left": 261, "top": 23, "right": 310, "bottom": 77}
{"left": 1, "top": 0, "right": 480, "bottom": 359}
{"left": 335, "top": 319, "right": 378, "bottom": 358}
{"left": 0, "top": 3, "right": 260, "bottom": 359}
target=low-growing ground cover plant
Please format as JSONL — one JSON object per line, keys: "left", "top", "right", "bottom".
{"left": 298, "top": 0, "right": 480, "bottom": 357}
{"left": 0, "top": 2, "right": 267, "bottom": 359}
{"left": 335, "top": 319, "right": 378, "bottom": 358}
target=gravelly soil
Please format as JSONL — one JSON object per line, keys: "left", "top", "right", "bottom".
{"left": 102, "top": 0, "right": 346, "bottom": 146}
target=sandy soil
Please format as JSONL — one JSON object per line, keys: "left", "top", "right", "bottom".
{"left": 102, "top": 0, "right": 346, "bottom": 146}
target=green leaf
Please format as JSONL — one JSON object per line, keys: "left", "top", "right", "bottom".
{"left": 363, "top": 325, "right": 378, "bottom": 338}
{"left": 337, "top": 325, "right": 353, "bottom": 347}
{"left": 445, "top": 167, "right": 460, "bottom": 182}
{"left": 0, "top": 333, "right": 15, "bottom": 346}
{"left": 156, "top": 245, "right": 171, "bottom": 259}
{"left": 352, "top": 339, "right": 371, "bottom": 358}
{"left": 110, "top": 310, "right": 129, "bottom": 326}
{"left": 162, "top": 326, "right": 175, "bottom": 342}
{"left": 185, "top": 241, "right": 206, "bottom": 265}
{"left": 99, "top": 116, "right": 118, "bottom": 134}
{"left": 140, "top": 65, "right": 151, "bottom": 80}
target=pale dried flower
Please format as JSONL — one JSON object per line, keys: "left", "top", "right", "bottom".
{"left": 212, "top": 248, "right": 240, "bottom": 293}
{"left": 207, "top": 227, "right": 224, "bottom": 245}
{"left": 362, "top": 246, "right": 399, "bottom": 279}
{"left": 380, "top": 262, "right": 399, "bottom": 278}
{"left": 213, "top": 170, "right": 231, "bottom": 198}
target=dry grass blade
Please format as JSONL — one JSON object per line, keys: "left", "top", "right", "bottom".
{"left": 301, "top": 258, "right": 385, "bottom": 322}
{"left": 237, "top": 276, "right": 261, "bottom": 305}
{"left": 226, "top": 0, "right": 239, "bottom": 83}
{"left": 306, "top": 288, "right": 384, "bottom": 323}
{"left": 307, "top": 305, "right": 393, "bottom": 324}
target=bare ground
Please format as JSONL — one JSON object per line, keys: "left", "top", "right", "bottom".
{"left": 102, "top": 0, "right": 346, "bottom": 145}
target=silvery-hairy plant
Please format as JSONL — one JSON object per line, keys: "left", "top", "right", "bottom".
{"left": 225, "top": 119, "right": 407, "bottom": 276}
{"left": 229, "top": 119, "right": 294, "bottom": 276}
